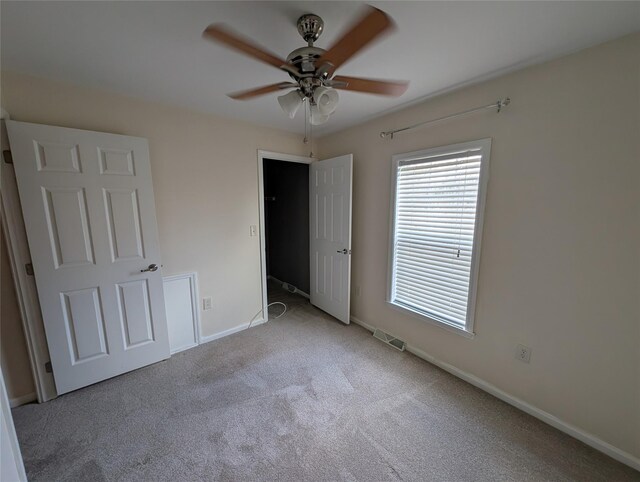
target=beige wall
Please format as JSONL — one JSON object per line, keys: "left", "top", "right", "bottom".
{"left": 319, "top": 33, "right": 640, "bottom": 459}
{"left": 0, "top": 71, "right": 309, "bottom": 399}
{"left": 0, "top": 228, "right": 35, "bottom": 401}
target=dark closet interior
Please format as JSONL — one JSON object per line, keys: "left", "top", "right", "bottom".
{"left": 263, "top": 158, "right": 310, "bottom": 295}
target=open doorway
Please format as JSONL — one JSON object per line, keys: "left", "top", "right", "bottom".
{"left": 257, "top": 150, "right": 353, "bottom": 324}
{"left": 262, "top": 156, "right": 310, "bottom": 310}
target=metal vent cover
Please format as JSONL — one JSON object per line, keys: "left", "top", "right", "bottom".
{"left": 373, "top": 328, "right": 406, "bottom": 352}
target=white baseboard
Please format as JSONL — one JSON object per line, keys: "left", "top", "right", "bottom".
{"left": 267, "top": 275, "right": 310, "bottom": 299}
{"left": 199, "top": 318, "right": 266, "bottom": 345}
{"left": 350, "top": 316, "right": 375, "bottom": 332}
{"left": 170, "top": 342, "right": 199, "bottom": 355}
{"left": 350, "top": 315, "right": 640, "bottom": 472}
{"left": 9, "top": 392, "right": 36, "bottom": 408}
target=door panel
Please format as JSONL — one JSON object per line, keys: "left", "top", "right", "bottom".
{"left": 42, "top": 187, "right": 95, "bottom": 268}
{"left": 35, "top": 141, "right": 81, "bottom": 173}
{"left": 117, "top": 279, "right": 155, "bottom": 348}
{"left": 103, "top": 188, "right": 145, "bottom": 261}
{"left": 309, "top": 154, "right": 353, "bottom": 324}
{"left": 98, "top": 147, "right": 135, "bottom": 175}
{"left": 61, "top": 287, "right": 108, "bottom": 363}
{"left": 6, "top": 120, "right": 170, "bottom": 394}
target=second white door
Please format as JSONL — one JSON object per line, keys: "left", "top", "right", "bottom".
{"left": 7, "top": 120, "right": 170, "bottom": 395}
{"left": 309, "top": 154, "right": 353, "bottom": 324}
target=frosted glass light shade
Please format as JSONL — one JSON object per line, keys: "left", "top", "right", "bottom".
{"left": 278, "top": 90, "right": 303, "bottom": 119}
{"left": 313, "top": 86, "right": 339, "bottom": 116}
{"left": 310, "top": 104, "right": 329, "bottom": 125}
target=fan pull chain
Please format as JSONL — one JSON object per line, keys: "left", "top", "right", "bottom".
{"left": 302, "top": 98, "right": 313, "bottom": 157}
{"left": 309, "top": 107, "right": 314, "bottom": 157}
{"left": 303, "top": 98, "right": 309, "bottom": 146}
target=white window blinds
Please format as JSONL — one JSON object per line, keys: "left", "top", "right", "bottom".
{"left": 390, "top": 140, "right": 490, "bottom": 332}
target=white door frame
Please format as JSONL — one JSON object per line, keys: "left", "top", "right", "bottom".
{"left": 1, "top": 366, "right": 27, "bottom": 481}
{"left": 257, "top": 150, "right": 314, "bottom": 321}
{"left": 1, "top": 115, "right": 57, "bottom": 402}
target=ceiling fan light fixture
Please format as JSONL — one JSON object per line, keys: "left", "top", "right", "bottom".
{"left": 310, "top": 104, "right": 330, "bottom": 125}
{"left": 313, "top": 86, "right": 339, "bottom": 116}
{"left": 204, "top": 6, "right": 409, "bottom": 131}
{"left": 278, "top": 90, "right": 304, "bottom": 119}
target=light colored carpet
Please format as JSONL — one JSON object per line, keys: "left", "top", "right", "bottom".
{"left": 12, "top": 281, "right": 639, "bottom": 481}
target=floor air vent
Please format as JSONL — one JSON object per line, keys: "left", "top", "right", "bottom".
{"left": 373, "top": 329, "right": 406, "bottom": 352}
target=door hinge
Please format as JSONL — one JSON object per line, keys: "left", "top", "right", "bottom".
{"left": 25, "top": 263, "right": 34, "bottom": 276}
{"left": 2, "top": 150, "right": 13, "bottom": 164}
{"left": 44, "top": 361, "right": 52, "bottom": 373}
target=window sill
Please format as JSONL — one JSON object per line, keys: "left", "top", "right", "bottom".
{"left": 387, "top": 301, "right": 475, "bottom": 339}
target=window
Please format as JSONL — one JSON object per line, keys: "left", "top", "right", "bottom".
{"left": 388, "top": 139, "right": 491, "bottom": 336}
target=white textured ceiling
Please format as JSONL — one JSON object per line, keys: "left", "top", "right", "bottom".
{"left": 2, "top": 1, "right": 639, "bottom": 136}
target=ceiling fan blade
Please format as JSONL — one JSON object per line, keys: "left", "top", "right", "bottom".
{"left": 228, "top": 82, "right": 297, "bottom": 100}
{"left": 203, "top": 24, "right": 299, "bottom": 76}
{"left": 331, "top": 76, "right": 408, "bottom": 96}
{"left": 317, "top": 6, "right": 394, "bottom": 75}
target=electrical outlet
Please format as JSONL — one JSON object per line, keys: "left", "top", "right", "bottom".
{"left": 249, "top": 225, "right": 257, "bottom": 237}
{"left": 355, "top": 286, "right": 362, "bottom": 297}
{"left": 202, "top": 297, "right": 213, "bottom": 311}
{"left": 515, "top": 344, "right": 531, "bottom": 363}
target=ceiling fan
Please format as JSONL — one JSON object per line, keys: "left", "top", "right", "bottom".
{"left": 203, "top": 5, "right": 409, "bottom": 125}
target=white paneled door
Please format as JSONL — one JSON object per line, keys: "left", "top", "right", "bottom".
{"left": 309, "top": 154, "right": 353, "bottom": 324}
{"left": 6, "top": 120, "right": 170, "bottom": 395}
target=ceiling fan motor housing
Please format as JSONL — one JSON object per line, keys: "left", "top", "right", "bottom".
{"left": 286, "top": 46, "right": 326, "bottom": 76}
